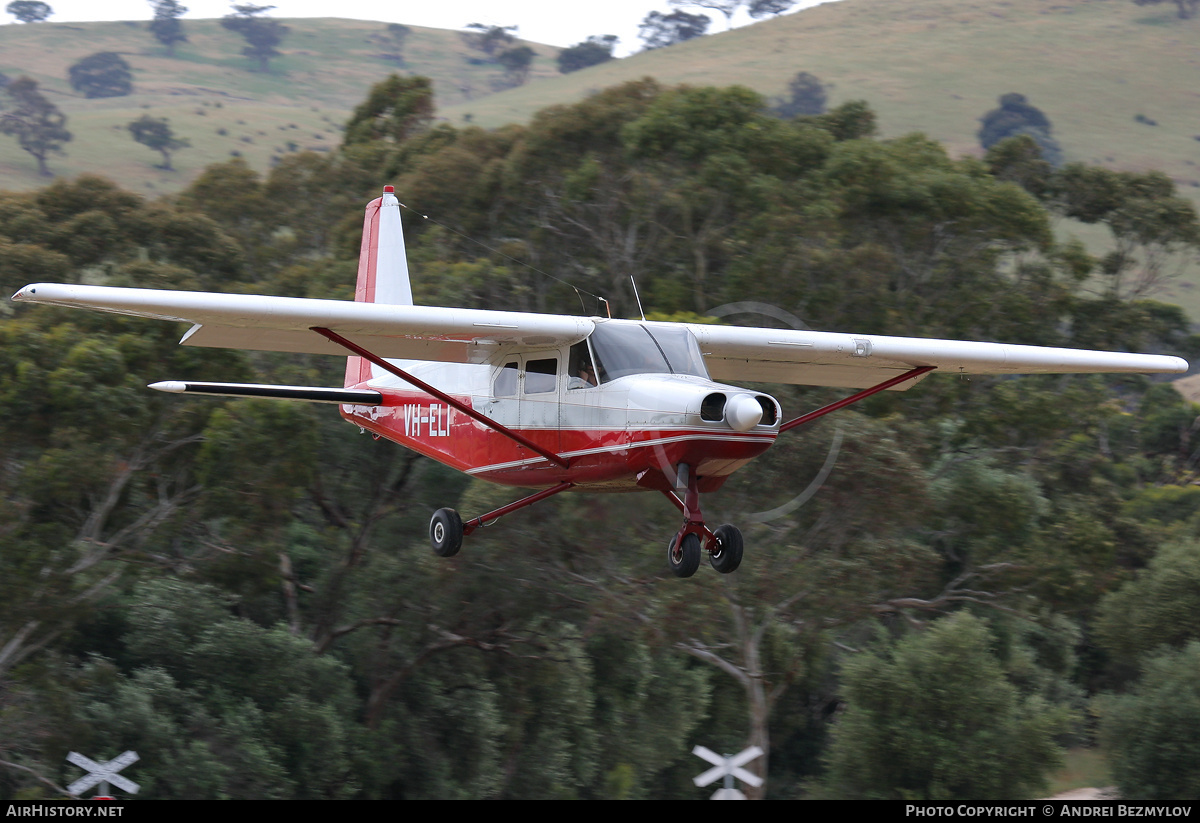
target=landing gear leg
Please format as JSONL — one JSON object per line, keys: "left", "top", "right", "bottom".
{"left": 662, "top": 465, "right": 744, "bottom": 577}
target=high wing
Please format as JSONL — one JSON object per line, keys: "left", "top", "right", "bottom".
{"left": 10, "top": 283, "right": 1187, "bottom": 387}
{"left": 683, "top": 322, "right": 1188, "bottom": 390}
{"left": 10, "top": 283, "right": 593, "bottom": 363}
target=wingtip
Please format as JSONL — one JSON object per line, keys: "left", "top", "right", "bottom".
{"left": 148, "top": 381, "right": 187, "bottom": 393}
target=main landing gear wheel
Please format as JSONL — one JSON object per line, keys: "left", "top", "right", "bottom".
{"left": 668, "top": 532, "right": 702, "bottom": 578}
{"left": 430, "top": 508, "right": 464, "bottom": 557}
{"left": 709, "top": 524, "right": 743, "bottom": 574}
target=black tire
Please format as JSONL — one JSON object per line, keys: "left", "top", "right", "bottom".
{"left": 709, "top": 524, "right": 743, "bottom": 574}
{"left": 430, "top": 508, "right": 464, "bottom": 557}
{"left": 668, "top": 532, "right": 702, "bottom": 578}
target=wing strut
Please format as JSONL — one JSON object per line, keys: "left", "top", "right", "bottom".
{"left": 779, "top": 366, "right": 936, "bottom": 433}
{"left": 312, "top": 327, "right": 570, "bottom": 469}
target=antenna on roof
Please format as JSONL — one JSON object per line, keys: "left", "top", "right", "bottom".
{"left": 630, "top": 275, "right": 646, "bottom": 321}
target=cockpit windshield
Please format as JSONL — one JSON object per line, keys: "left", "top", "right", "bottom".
{"left": 589, "top": 323, "right": 710, "bottom": 383}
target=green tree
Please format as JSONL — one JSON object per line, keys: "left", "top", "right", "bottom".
{"left": 496, "top": 45, "right": 535, "bottom": 88}
{"left": 374, "top": 22, "right": 409, "bottom": 65}
{"left": 670, "top": 0, "right": 742, "bottom": 30}
{"left": 978, "top": 93, "right": 1062, "bottom": 167}
{"left": 0, "top": 76, "right": 71, "bottom": 176}
{"left": 749, "top": 0, "right": 797, "bottom": 17}
{"left": 638, "top": 10, "right": 710, "bottom": 49}
{"left": 62, "top": 580, "right": 361, "bottom": 799}
{"left": 772, "top": 71, "right": 828, "bottom": 118}
{"left": 1051, "top": 165, "right": 1200, "bottom": 299}
{"left": 820, "top": 613, "right": 1069, "bottom": 799}
{"left": 220, "top": 4, "right": 289, "bottom": 73}
{"left": 460, "top": 23, "right": 516, "bottom": 58}
{"left": 147, "top": 0, "right": 188, "bottom": 57}
{"left": 68, "top": 52, "right": 133, "bottom": 99}
{"left": 1100, "top": 642, "right": 1200, "bottom": 799}
{"left": 984, "top": 134, "right": 1054, "bottom": 199}
{"left": 342, "top": 74, "right": 434, "bottom": 147}
{"left": 1096, "top": 540, "right": 1200, "bottom": 673}
{"left": 127, "top": 114, "right": 190, "bottom": 170}
{"left": 557, "top": 35, "right": 617, "bottom": 74}
{"left": 5, "top": 1, "right": 51, "bottom": 23}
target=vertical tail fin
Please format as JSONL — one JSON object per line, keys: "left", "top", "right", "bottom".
{"left": 345, "top": 186, "right": 413, "bottom": 387}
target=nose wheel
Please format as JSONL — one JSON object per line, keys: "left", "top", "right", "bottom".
{"left": 708, "top": 524, "right": 743, "bottom": 574}
{"left": 667, "top": 532, "right": 702, "bottom": 577}
{"left": 664, "top": 464, "right": 744, "bottom": 578}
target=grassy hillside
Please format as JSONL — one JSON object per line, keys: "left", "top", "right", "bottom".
{"left": 450, "top": 0, "right": 1200, "bottom": 179}
{"left": 444, "top": 0, "right": 1200, "bottom": 316}
{"left": 5, "top": 3, "right": 1198, "bottom": 195}
{"left": 2, "top": 3, "right": 1199, "bottom": 314}
{"left": 0, "top": 17, "right": 559, "bottom": 194}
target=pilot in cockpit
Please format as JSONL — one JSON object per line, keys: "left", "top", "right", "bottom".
{"left": 568, "top": 342, "right": 597, "bottom": 389}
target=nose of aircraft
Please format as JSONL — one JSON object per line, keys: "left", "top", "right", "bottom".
{"left": 726, "top": 394, "right": 764, "bottom": 431}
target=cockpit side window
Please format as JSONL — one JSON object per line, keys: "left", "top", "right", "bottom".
{"left": 524, "top": 358, "right": 558, "bottom": 394}
{"left": 494, "top": 361, "right": 519, "bottom": 397}
{"left": 567, "top": 342, "right": 597, "bottom": 389}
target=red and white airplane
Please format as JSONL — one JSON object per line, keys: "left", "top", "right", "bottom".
{"left": 11, "top": 187, "right": 1189, "bottom": 577}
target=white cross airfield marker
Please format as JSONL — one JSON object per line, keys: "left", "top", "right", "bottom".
{"left": 66, "top": 751, "right": 140, "bottom": 798}
{"left": 692, "top": 745, "right": 763, "bottom": 800}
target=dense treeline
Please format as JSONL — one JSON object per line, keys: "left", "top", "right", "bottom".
{"left": 2, "top": 76, "right": 1200, "bottom": 799}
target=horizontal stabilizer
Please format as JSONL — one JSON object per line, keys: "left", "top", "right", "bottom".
{"left": 148, "top": 381, "right": 383, "bottom": 405}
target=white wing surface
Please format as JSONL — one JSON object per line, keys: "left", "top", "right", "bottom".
{"left": 11, "top": 283, "right": 1187, "bottom": 386}
{"left": 684, "top": 323, "right": 1188, "bottom": 390}
{"left": 11, "top": 283, "right": 593, "bottom": 363}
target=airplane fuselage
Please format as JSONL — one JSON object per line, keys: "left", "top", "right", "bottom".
{"left": 341, "top": 360, "right": 781, "bottom": 493}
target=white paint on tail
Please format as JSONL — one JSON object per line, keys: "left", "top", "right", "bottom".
{"left": 347, "top": 185, "right": 415, "bottom": 386}
{"left": 374, "top": 189, "right": 413, "bottom": 306}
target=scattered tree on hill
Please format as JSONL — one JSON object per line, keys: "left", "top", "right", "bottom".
{"left": 148, "top": 0, "right": 188, "bottom": 56}
{"left": 68, "top": 52, "right": 133, "bottom": 99}
{"left": 342, "top": 74, "right": 434, "bottom": 146}
{"left": 749, "top": 0, "right": 797, "bottom": 17}
{"left": 772, "top": 70, "right": 828, "bottom": 117}
{"left": 557, "top": 35, "right": 618, "bottom": 74}
{"left": 5, "top": 1, "right": 51, "bottom": 23}
{"left": 221, "top": 4, "right": 289, "bottom": 73}
{"left": 496, "top": 46, "right": 535, "bottom": 89}
{"left": 638, "top": 10, "right": 710, "bottom": 50}
{"left": 669, "top": 0, "right": 741, "bottom": 30}
{"left": 0, "top": 75, "right": 70, "bottom": 176}
{"left": 374, "top": 22, "right": 410, "bottom": 65}
{"left": 128, "top": 114, "right": 190, "bottom": 170}
{"left": 1132, "top": 0, "right": 1200, "bottom": 19}
{"left": 978, "top": 93, "right": 1062, "bottom": 167}
{"left": 461, "top": 23, "right": 516, "bottom": 59}
{"left": 667, "top": 0, "right": 798, "bottom": 26}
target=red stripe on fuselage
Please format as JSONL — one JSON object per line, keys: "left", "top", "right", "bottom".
{"left": 339, "top": 387, "right": 776, "bottom": 490}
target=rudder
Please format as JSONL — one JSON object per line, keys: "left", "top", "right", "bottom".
{"left": 345, "top": 185, "right": 413, "bottom": 387}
